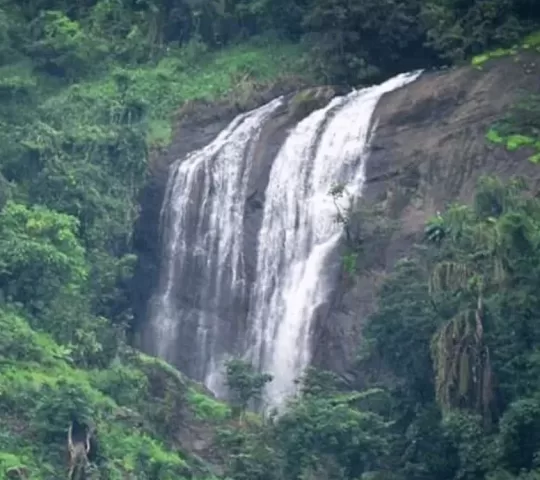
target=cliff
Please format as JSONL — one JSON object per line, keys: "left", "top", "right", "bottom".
{"left": 312, "top": 51, "right": 540, "bottom": 376}
{"left": 132, "top": 51, "right": 540, "bottom": 381}
{"left": 131, "top": 81, "right": 342, "bottom": 351}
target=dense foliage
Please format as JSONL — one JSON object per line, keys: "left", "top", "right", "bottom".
{"left": 0, "top": 305, "right": 233, "bottom": 478}
{"left": 214, "top": 176, "right": 540, "bottom": 480}
{"left": 225, "top": 359, "right": 272, "bottom": 418}
{"left": 1, "top": 0, "right": 540, "bottom": 477}
{"left": 0, "top": 0, "right": 307, "bottom": 478}
{"left": 0, "top": 0, "right": 538, "bottom": 87}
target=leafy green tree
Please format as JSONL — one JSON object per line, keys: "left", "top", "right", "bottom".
{"left": 0, "top": 202, "right": 87, "bottom": 317}
{"left": 225, "top": 358, "right": 272, "bottom": 418}
{"left": 298, "top": 367, "right": 344, "bottom": 397}
{"left": 0, "top": 202, "right": 120, "bottom": 367}
{"left": 440, "top": 411, "right": 495, "bottom": 480}
{"left": 275, "top": 379, "right": 391, "bottom": 479}
{"left": 302, "top": 0, "right": 427, "bottom": 83}
{"left": 361, "top": 257, "right": 437, "bottom": 405}
{"left": 421, "top": 0, "right": 539, "bottom": 61}
{"left": 26, "top": 10, "right": 106, "bottom": 80}
{"left": 217, "top": 426, "right": 281, "bottom": 480}
{"left": 496, "top": 396, "right": 540, "bottom": 473}
{"left": 428, "top": 177, "right": 538, "bottom": 423}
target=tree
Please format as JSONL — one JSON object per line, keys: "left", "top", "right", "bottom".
{"left": 359, "top": 176, "right": 540, "bottom": 478}
{"left": 421, "top": 0, "right": 538, "bottom": 62}
{"left": 225, "top": 358, "right": 272, "bottom": 418}
{"left": 428, "top": 177, "right": 532, "bottom": 424}
{"left": 0, "top": 201, "right": 87, "bottom": 319}
{"left": 275, "top": 373, "right": 391, "bottom": 480}
{"left": 302, "top": 0, "right": 427, "bottom": 83}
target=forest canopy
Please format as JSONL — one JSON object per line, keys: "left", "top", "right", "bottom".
{"left": 0, "top": 0, "right": 539, "bottom": 84}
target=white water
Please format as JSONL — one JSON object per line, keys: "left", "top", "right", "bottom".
{"left": 248, "top": 72, "right": 421, "bottom": 410}
{"left": 150, "top": 97, "right": 284, "bottom": 377}
{"left": 149, "top": 71, "right": 421, "bottom": 409}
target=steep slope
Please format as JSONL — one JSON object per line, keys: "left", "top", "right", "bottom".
{"left": 0, "top": 309, "right": 231, "bottom": 479}
{"left": 132, "top": 84, "right": 339, "bottom": 346}
{"left": 313, "top": 51, "right": 540, "bottom": 376}
{"left": 134, "top": 51, "right": 540, "bottom": 385}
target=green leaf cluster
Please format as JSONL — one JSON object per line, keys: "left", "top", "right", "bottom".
{"left": 487, "top": 94, "right": 540, "bottom": 164}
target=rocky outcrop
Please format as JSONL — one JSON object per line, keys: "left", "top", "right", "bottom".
{"left": 133, "top": 52, "right": 540, "bottom": 385}
{"left": 311, "top": 52, "right": 540, "bottom": 377}
{"left": 131, "top": 81, "right": 343, "bottom": 349}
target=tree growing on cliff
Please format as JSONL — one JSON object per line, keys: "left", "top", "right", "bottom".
{"left": 428, "top": 177, "right": 533, "bottom": 424}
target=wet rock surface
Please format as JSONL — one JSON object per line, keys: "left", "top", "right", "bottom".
{"left": 131, "top": 82, "right": 342, "bottom": 368}
{"left": 133, "top": 54, "right": 540, "bottom": 383}
{"left": 312, "top": 53, "right": 540, "bottom": 377}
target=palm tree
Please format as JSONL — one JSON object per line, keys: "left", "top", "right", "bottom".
{"left": 428, "top": 176, "right": 528, "bottom": 425}
{"left": 429, "top": 260, "right": 493, "bottom": 424}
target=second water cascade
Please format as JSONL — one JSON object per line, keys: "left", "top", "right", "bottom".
{"left": 147, "top": 71, "right": 421, "bottom": 410}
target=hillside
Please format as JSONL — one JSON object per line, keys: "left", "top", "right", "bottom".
{"left": 1, "top": 308, "right": 231, "bottom": 478}
{"left": 0, "top": 2, "right": 313, "bottom": 478}
{"left": 1, "top": 0, "right": 540, "bottom": 479}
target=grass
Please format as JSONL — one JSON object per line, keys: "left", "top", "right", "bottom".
{"left": 485, "top": 90, "right": 540, "bottom": 164}
{"left": 187, "top": 388, "right": 231, "bottom": 422}
{"left": 471, "top": 29, "right": 540, "bottom": 68}
{"left": 39, "top": 40, "right": 310, "bottom": 149}
{"left": 523, "top": 30, "right": 540, "bottom": 49}
{"left": 486, "top": 128, "right": 540, "bottom": 163}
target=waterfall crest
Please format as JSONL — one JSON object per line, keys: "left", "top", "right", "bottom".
{"left": 147, "top": 72, "right": 421, "bottom": 408}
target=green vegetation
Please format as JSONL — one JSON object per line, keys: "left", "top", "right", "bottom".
{"left": 487, "top": 94, "right": 540, "bottom": 163}
{"left": 330, "top": 182, "right": 397, "bottom": 274}
{"left": 0, "top": 3, "right": 310, "bottom": 474}
{"left": 225, "top": 359, "right": 272, "bottom": 419}
{"left": 187, "top": 389, "right": 231, "bottom": 422}
{"left": 1, "top": 0, "right": 540, "bottom": 477}
{"left": 212, "top": 177, "right": 540, "bottom": 480}
{"left": 0, "top": 307, "right": 232, "bottom": 478}
{"left": 471, "top": 29, "right": 540, "bottom": 67}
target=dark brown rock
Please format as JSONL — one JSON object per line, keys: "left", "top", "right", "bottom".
{"left": 311, "top": 52, "right": 540, "bottom": 377}
{"left": 132, "top": 52, "right": 540, "bottom": 385}
{"left": 130, "top": 81, "right": 343, "bottom": 350}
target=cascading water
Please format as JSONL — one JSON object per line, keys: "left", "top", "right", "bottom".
{"left": 247, "top": 72, "right": 421, "bottom": 409}
{"left": 147, "top": 71, "right": 421, "bottom": 408}
{"left": 148, "top": 97, "right": 285, "bottom": 387}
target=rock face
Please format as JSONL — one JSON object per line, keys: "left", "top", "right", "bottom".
{"left": 130, "top": 83, "right": 343, "bottom": 359}
{"left": 133, "top": 53, "right": 540, "bottom": 383}
{"left": 311, "top": 52, "right": 540, "bottom": 376}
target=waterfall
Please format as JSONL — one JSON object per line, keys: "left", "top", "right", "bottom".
{"left": 147, "top": 71, "right": 421, "bottom": 408}
{"left": 248, "top": 72, "right": 421, "bottom": 409}
{"left": 148, "top": 97, "right": 285, "bottom": 383}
